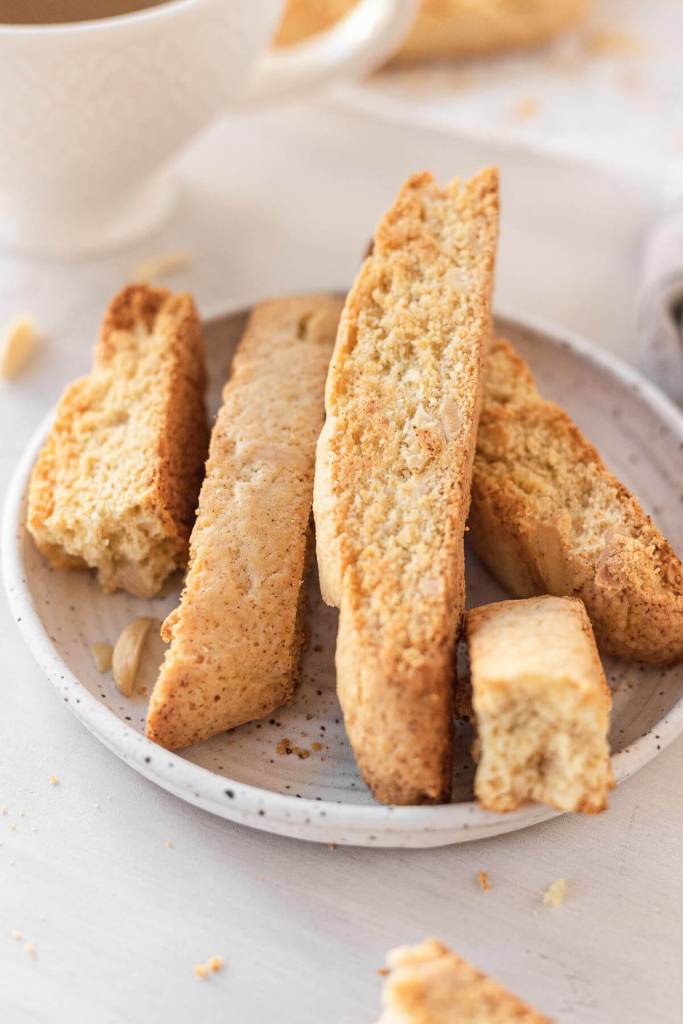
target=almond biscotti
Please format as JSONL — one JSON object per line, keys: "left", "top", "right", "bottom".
{"left": 376, "top": 939, "right": 552, "bottom": 1023}
{"left": 470, "top": 337, "right": 683, "bottom": 665}
{"left": 276, "top": 1, "right": 586, "bottom": 63}
{"left": 314, "top": 169, "right": 499, "bottom": 805}
{"left": 466, "top": 596, "right": 614, "bottom": 814}
{"left": 146, "top": 295, "right": 341, "bottom": 750}
{"left": 27, "top": 285, "right": 207, "bottom": 599}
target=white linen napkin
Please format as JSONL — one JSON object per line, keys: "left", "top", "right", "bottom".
{"left": 639, "top": 213, "right": 683, "bottom": 407}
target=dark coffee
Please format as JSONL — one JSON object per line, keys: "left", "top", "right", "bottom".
{"left": 0, "top": 1, "right": 170, "bottom": 24}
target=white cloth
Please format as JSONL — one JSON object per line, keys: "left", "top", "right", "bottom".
{"left": 639, "top": 212, "right": 683, "bottom": 407}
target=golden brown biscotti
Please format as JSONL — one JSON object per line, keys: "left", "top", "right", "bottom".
{"left": 27, "top": 285, "right": 207, "bottom": 598}
{"left": 146, "top": 295, "right": 342, "bottom": 750}
{"left": 275, "top": 0, "right": 587, "bottom": 63}
{"left": 470, "top": 337, "right": 683, "bottom": 664}
{"left": 376, "top": 939, "right": 553, "bottom": 1023}
{"left": 314, "top": 169, "right": 499, "bottom": 805}
{"left": 466, "top": 596, "right": 614, "bottom": 814}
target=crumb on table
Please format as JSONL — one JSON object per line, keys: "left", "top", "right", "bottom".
{"left": 194, "top": 955, "right": 224, "bottom": 979}
{"left": 477, "top": 870, "right": 491, "bottom": 892}
{"left": 543, "top": 879, "right": 568, "bottom": 907}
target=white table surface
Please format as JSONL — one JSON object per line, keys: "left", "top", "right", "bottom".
{"left": 1, "top": 104, "right": 681, "bottom": 1024}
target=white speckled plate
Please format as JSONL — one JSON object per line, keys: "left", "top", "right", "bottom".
{"left": 4, "top": 305, "right": 683, "bottom": 847}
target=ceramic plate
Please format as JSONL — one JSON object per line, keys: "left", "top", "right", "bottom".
{"left": 4, "top": 306, "right": 683, "bottom": 847}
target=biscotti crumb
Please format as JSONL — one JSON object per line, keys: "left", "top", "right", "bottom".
{"left": 0, "top": 315, "right": 37, "bottom": 380}
{"left": 90, "top": 642, "right": 113, "bottom": 674}
{"left": 276, "top": 738, "right": 311, "bottom": 759}
{"left": 133, "top": 249, "right": 192, "bottom": 283}
{"left": 49, "top": 775, "right": 58, "bottom": 786}
{"left": 164, "top": 839, "right": 174, "bottom": 849}
{"left": 10, "top": 930, "right": 22, "bottom": 941}
{"left": 112, "top": 618, "right": 154, "bottom": 697}
{"left": 543, "top": 879, "right": 567, "bottom": 906}
{"left": 514, "top": 96, "right": 539, "bottom": 119}
{"left": 477, "top": 870, "right": 491, "bottom": 892}
{"left": 194, "top": 956, "right": 223, "bottom": 978}
{"left": 24, "top": 942, "right": 36, "bottom": 959}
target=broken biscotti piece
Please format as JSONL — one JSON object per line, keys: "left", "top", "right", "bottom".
{"left": 466, "top": 596, "right": 614, "bottom": 814}
{"left": 469, "top": 336, "right": 683, "bottom": 665}
{"left": 27, "top": 285, "right": 207, "bottom": 598}
{"left": 376, "top": 939, "right": 552, "bottom": 1023}
{"left": 146, "top": 295, "right": 342, "bottom": 750}
{"left": 314, "top": 169, "right": 499, "bottom": 805}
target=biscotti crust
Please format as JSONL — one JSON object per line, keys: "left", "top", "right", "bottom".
{"left": 470, "top": 337, "right": 683, "bottom": 665}
{"left": 146, "top": 295, "right": 342, "bottom": 751}
{"left": 27, "top": 284, "right": 208, "bottom": 598}
{"left": 314, "top": 168, "right": 499, "bottom": 804}
{"left": 467, "top": 596, "right": 614, "bottom": 815}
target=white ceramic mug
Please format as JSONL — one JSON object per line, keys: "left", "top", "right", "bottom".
{"left": 0, "top": 0, "right": 415, "bottom": 255}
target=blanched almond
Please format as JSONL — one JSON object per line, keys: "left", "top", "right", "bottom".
{"left": 113, "top": 618, "right": 154, "bottom": 697}
{"left": 133, "top": 249, "right": 192, "bottom": 283}
{"left": 0, "top": 316, "right": 37, "bottom": 379}
{"left": 90, "top": 642, "right": 113, "bottom": 673}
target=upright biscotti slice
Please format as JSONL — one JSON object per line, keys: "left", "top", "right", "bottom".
{"left": 146, "top": 296, "right": 342, "bottom": 750}
{"left": 314, "top": 169, "right": 499, "bottom": 805}
{"left": 470, "top": 337, "right": 683, "bottom": 664}
{"left": 466, "top": 596, "right": 613, "bottom": 814}
{"left": 27, "top": 285, "right": 207, "bottom": 598}
{"left": 376, "top": 939, "right": 552, "bottom": 1023}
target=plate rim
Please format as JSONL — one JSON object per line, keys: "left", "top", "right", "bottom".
{"left": 4, "top": 304, "right": 683, "bottom": 846}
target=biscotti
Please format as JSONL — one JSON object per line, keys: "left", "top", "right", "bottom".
{"left": 466, "top": 596, "right": 614, "bottom": 814}
{"left": 275, "top": 0, "right": 586, "bottom": 63}
{"left": 146, "top": 295, "right": 341, "bottom": 750}
{"left": 469, "top": 337, "right": 683, "bottom": 665}
{"left": 314, "top": 169, "right": 499, "bottom": 804}
{"left": 376, "top": 939, "right": 552, "bottom": 1023}
{"left": 27, "top": 285, "right": 207, "bottom": 599}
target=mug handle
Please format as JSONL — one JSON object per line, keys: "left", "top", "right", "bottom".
{"left": 244, "top": 0, "right": 417, "bottom": 105}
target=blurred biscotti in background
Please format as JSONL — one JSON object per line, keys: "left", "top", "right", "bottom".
{"left": 275, "top": 0, "right": 588, "bottom": 64}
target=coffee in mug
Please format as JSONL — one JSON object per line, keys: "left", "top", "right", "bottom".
{"left": 0, "top": 1, "right": 169, "bottom": 24}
